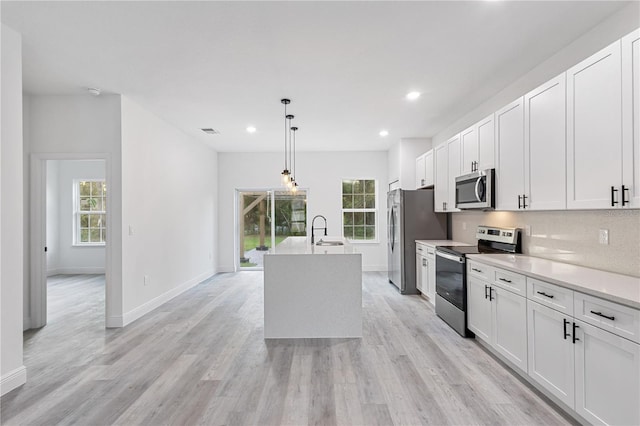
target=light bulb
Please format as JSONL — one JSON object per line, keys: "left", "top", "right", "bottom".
{"left": 281, "top": 170, "right": 290, "bottom": 184}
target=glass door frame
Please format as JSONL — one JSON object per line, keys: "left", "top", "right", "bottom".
{"left": 234, "top": 187, "right": 309, "bottom": 271}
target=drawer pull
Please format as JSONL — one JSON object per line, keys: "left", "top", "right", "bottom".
{"left": 418, "top": 248, "right": 423, "bottom": 251}
{"left": 484, "top": 285, "right": 489, "bottom": 300}
{"left": 472, "top": 268, "right": 482, "bottom": 273}
{"left": 572, "top": 322, "right": 580, "bottom": 344}
{"left": 536, "top": 291, "right": 554, "bottom": 299}
{"left": 563, "top": 318, "right": 570, "bottom": 340}
{"left": 590, "top": 310, "right": 615, "bottom": 321}
{"left": 498, "top": 278, "right": 512, "bottom": 283}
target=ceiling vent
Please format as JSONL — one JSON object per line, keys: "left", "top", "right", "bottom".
{"left": 201, "top": 128, "right": 220, "bottom": 135}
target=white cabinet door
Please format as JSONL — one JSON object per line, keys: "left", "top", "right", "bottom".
{"left": 447, "top": 134, "right": 461, "bottom": 212}
{"left": 567, "top": 40, "right": 623, "bottom": 209}
{"left": 416, "top": 154, "right": 426, "bottom": 189}
{"left": 574, "top": 319, "right": 640, "bottom": 426}
{"left": 421, "top": 255, "right": 430, "bottom": 300}
{"left": 424, "top": 150, "right": 434, "bottom": 188}
{"left": 477, "top": 114, "right": 495, "bottom": 171}
{"left": 461, "top": 125, "right": 478, "bottom": 174}
{"left": 496, "top": 97, "right": 526, "bottom": 210}
{"left": 415, "top": 252, "right": 423, "bottom": 292}
{"left": 622, "top": 29, "right": 640, "bottom": 208}
{"left": 527, "top": 300, "right": 575, "bottom": 408}
{"left": 525, "top": 74, "right": 567, "bottom": 210}
{"left": 492, "top": 287, "right": 527, "bottom": 372}
{"left": 434, "top": 143, "right": 448, "bottom": 212}
{"left": 467, "top": 276, "right": 492, "bottom": 342}
{"left": 426, "top": 251, "right": 436, "bottom": 306}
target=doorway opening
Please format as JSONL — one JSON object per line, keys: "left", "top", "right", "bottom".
{"left": 236, "top": 189, "right": 307, "bottom": 270}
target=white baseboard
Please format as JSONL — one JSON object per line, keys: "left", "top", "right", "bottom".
{"left": 121, "top": 269, "right": 215, "bottom": 327}
{"left": 23, "top": 316, "right": 31, "bottom": 331}
{"left": 48, "top": 267, "right": 105, "bottom": 275}
{"left": 1, "top": 366, "right": 27, "bottom": 396}
{"left": 216, "top": 265, "right": 236, "bottom": 273}
{"left": 106, "top": 315, "right": 124, "bottom": 328}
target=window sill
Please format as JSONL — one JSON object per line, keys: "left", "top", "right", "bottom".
{"left": 344, "top": 239, "right": 380, "bottom": 245}
{"left": 72, "top": 243, "right": 106, "bottom": 247}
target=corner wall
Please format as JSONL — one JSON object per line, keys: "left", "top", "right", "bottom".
{"left": 120, "top": 96, "right": 217, "bottom": 324}
{"left": 1, "top": 23, "right": 26, "bottom": 396}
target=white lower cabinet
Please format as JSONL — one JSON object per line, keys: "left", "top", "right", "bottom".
{"left": 574, "top": 319, "right": 640, "bottom": 426}
{"left": 527, "top": 300, "right": 576, "bottom": 407}
{"left": 416, "top": 245, "right": 435, "bottom": 305}
{"left": 467, "top": 274, "right": 527, "bottom": 372}
{"left": 425, "top": 248, "right": 436, "bottom": 305}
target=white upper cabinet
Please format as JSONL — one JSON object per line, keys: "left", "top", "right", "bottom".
{"left": 447, "top": 134, "right": 462, "bottom": 212}
{"left": 477, "top": 114, "right": 495, "bottom": 171}
{"left": 496, "top": 97, "right": 525, "bottom": 211}
{"left": 415, "top": 150, "right": 434, "bottom": 189}
{"left": 460, "top": 114, "right": 495, "bottom": 175}
{"left": 524, "top": 73, "right": 567, "bottom": 210}
{"left": 567, "top": 40, "right": 623, "bottom": 209}
{"left": 622, "top": 29, "right": 640, "bottom": 208}
{"left": 434, "top": 143, "right": 448, "bottom": 212}
{"left": 461, "top": 125, "right": 478, "bottom": 174}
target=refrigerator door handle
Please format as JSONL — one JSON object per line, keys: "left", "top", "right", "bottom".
{"left": 390, "top": 206, "right": 395, "bottom": 252}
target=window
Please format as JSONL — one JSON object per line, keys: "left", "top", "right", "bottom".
{"left": 74, "top": 180, "right": 106, "bottom": 245}
{"left": 341, "top": 179, "right": 377, "bottom": 242}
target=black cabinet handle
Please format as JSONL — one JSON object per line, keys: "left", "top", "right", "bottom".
{"left": 518, "top": 195, "right": 522, "bottom": 209}
{"left": 622, "top": 185, "right": 629, "bottom": 206}
{"left": 590, "top": 310, "right": 615, "bottom": 321}
{"left": 536, "top": 291, "right": 554, "bottom": 299}
{"left": 611, "top": 186, "right": 619, "bottom": 206}
{"left": 488, "top": 286, "right": 494, "bottom": 301}
{"left": 472, "top": 268, "right": 482, "bottom": 273}
{"left": 522, "top": 194, "right": 528, "bottom": 209}
{"left": 499, "top": 278, "right": 512, "bottom": 283}
{"left": 572, "top": 322, "right": 580, "bottom": 344}
{"left": 484, "top": 285, "right": 489, "bottom": 300}
{"left": 563, "top": 318, "right": 570, "bottom": 340}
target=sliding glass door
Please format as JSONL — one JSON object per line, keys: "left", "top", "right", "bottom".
{"left": 237, "top": 189, "right": 307, "bottom": 270}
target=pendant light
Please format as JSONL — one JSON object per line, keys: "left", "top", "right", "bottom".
{"left": 280, "top": 98, "right": 291, "bottom": 185}
{"left": 285, "top": 113, "right": 294, "bottom": 189}
{"left": 291, "top": 126, "right": 299, "bottom": 193}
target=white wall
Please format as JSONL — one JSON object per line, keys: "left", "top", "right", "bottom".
{"left": 47, "top": 160, "right": 106, "bottom": 275}
{"left": 1, "top": 24, "right": 27, "bottom": 396}
{"left": 25, "top": 94, "right": 123, "bottom": 327}
{"left": 218, "top": 151, "right": 388, "bottom": 272}
{"left": 387, "top": 138, "right": 431, "bottom": 190}
{"left": 120, "top": 96, "right": 217, "bottom": 323}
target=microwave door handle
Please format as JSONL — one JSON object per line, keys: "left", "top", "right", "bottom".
{"left": 474, "top": 178, "right": 482, "bottom": 202}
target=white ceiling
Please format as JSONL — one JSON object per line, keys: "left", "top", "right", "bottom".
{"left": 1, "top": 1, "right": 630, "bottom": 152}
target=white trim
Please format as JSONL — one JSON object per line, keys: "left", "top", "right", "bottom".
{"left": 121, "top": 270, "right": 215, "bottom": 327}
{"left": 216, "top": 265, "right": 236, "bottom": 273}
{"left": 106, "top": 315, "right": 124, "bottom": 328}
{"left": 0, "top": 366, "right": 27, "bottom": 396}
{"left": 363, "top": 264, "right": 388, "bottom": 272}
{"left": 47, "top": 267, "right": 105, "bottom": 275}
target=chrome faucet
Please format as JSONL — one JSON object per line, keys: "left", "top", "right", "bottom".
{"left": 311, "top": 215, "right": 327, "bottom": 244}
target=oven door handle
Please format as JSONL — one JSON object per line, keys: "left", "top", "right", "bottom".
{"left": 436, "top": 251, "right": 464, "bottom": 263}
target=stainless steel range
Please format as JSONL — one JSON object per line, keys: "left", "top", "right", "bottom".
{"left": 435, "top": 226, "right": 521, "bottom": 337}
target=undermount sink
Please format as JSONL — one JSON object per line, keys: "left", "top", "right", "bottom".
{"left": 315, "top": 239, "right": 344, "bottom": 246}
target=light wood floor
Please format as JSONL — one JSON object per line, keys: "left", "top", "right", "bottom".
{"left": 1, "top": 272, "right": 574, "bottom": 425}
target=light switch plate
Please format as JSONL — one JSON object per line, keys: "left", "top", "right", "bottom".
{"left": 598, "top": 229, "right": 609, "bottom": 245}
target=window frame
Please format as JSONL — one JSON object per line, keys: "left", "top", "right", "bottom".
{"left": 72, "top": 179, "right": 107, "bottom": 247}
{"left": 340, "top": 178, "right": 379, "bottom": 244}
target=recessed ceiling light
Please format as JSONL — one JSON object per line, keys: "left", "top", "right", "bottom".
{"left": 246, "top": 126, "right": 257, "bottom": 133}
{"left": 379, "top": 130, "right": 389, "bottom": 137}
{"left": 406, "top": 91, "right": 421, "bottom": 101}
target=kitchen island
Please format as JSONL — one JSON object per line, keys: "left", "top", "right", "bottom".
{"left": 263, "top": 236, "right": 362, "bottom": 338}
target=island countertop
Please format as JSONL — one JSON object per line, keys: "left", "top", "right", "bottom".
{"left": 268, "top": 236, "right": 358, "bottom": 255}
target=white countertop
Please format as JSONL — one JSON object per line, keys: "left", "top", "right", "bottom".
{"left": 268, "top": 236, "right": 358, "bottom": 255}
{"left": 467, "top": 253, "right": 640, "bottom": 309}
{"left": 415, "top": 239, "right": 472, "bottom": 248}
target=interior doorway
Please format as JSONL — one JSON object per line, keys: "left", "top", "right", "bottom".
{"left": 236, "top": 189, "right": 307, "bottom": 270}
{"left": 29, "top": 154, "right": 113, "bottom": 330}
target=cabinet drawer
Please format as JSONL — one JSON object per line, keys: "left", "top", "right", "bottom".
{"left": 493, "top": 268, "right": 526, "bottom": 296}
{"left": 468, "top": 260, "right": 493, "bottom": 282}
{"left": 426, "top": 247, "right": 435, "bottom": 257}
{"left": 527, "top": 278, "right": 574, "bottom": 315}
{"left": 416, "top": 243, "right": 427, "bottom": 254}
{"left": 574, "top": 292, "right": 640, "bottom": 344}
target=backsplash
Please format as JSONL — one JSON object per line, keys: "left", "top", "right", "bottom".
{"left": 451, "top": 210, "right": 640, "bottom": 277}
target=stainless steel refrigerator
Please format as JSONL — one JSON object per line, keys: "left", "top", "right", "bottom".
{"left": 387, "top": 188, "right": 448, "bottom": 294}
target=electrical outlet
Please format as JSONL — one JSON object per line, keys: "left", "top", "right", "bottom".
{"left": 598, "top": 229, "right": 609, "bottom": 245}
{"left": 144, "top": 275, "right": 150, "bottom": 286}
{"left": 525, "top": 225, "right": 531, "bottom": 237}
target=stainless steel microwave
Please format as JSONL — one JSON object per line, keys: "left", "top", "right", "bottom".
{"left": 455, "top": 169, "right": 495, "bottom": 210}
